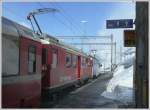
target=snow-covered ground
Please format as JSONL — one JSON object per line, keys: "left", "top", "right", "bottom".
{"left": 101, "top": 48, "right": 135, "bottom": 105}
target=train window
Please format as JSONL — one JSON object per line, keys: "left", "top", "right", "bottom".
{"left": 72, "top": 55, "right": 77, "bottom": 68}
{"left": 81, "top": 57, "right": 86, "bottom": 68}
{"left": 42, "top": 48, "right": 47, "bottom": 65}
{"left": 51, "top": 53, "right": 57, "bottom": 68}
{"left": 89, "top": 58, "right": 93, "bottom": 67}
{"left": 86, "top": 58, "right": 89, "bottom": 66}
{"left": 66, "top": 53, "right": 71, "bottom": 67}
{"left": 2, "top": 34, "right": 19, "bottom": 76}
{"left": 84, "top": 58, "right": 86, "bottom": 67}
{"left": 28, "top": 46, "right": 36, "bottom": 73}
{"left": 51, "top": 49, "right": 58, "bottom": 68}
{"left": 87, "top": 58, "right": 91, "bottom": 67}
{"left": 2, "top": 18, "right": 20, "bottom": 76}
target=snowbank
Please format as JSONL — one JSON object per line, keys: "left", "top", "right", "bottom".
{"left": 101, "top": 53, "right": 135, "bottom": 105}
{"left": 102, "top": 85, "right": 133, "bottom": 105}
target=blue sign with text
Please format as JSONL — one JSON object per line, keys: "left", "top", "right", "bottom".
{"left": 106, "top": 19, "right": 133, "bottom": 29}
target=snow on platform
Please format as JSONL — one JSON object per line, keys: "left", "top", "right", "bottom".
{"left": 101, "top": 49, "right": 135, "bottom": 106}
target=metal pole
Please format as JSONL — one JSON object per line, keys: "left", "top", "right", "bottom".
{"left": 104, "top": 60, "right": 105, "bottom": 73}
{"left": 111, "top": 34, "right": 113, "bottom": 72}
{"left": 136, "top": 2, "right": 148, "bottom": 107}
{"left": 80, "top": 21, "right": 88, "bottom": 51}
{"left": 114, "top": 42, "right": 116, "bottom": 65}
{"left": 120, "top": 46, "right": 122, "bottom": 63}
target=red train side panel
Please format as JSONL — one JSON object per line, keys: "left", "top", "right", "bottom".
{"left": 42, "top": 44, "right": 79, "bottom": 93}
{"left": 2, "top": 17, "right": 42, "bottom": 108}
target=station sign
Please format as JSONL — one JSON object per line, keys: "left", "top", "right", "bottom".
{"left": 124, "top": 30, "right": 136, "bottom": 47}
{"left": 106, "top": 19, "right": 133, "bottom": 29}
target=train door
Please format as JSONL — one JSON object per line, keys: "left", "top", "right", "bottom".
{"left": 50, "top": 47, "right": 58, "bottom": 87}
{"left": 41, "top": 46, "right": 51, "bottom": 89}
{"left": 41, "top": 46, "right": 58, "bottom": 90}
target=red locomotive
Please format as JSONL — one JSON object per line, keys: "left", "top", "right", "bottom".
{"left": 41, "top": 35, "right": 92, "bottom": 96}
{"left": 2, "top": 17, "right": 93, "bottom": 108}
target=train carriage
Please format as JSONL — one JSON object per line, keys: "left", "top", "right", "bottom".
{"left": 2, "top": 17, "right": 42, "bottom": 108}
{"left": 2, "top": 17, "right": 93, "bottom": 108}
{"left": 41, "top": 36, "right": 84, "bottom": 95}
{"left": 79, "top": 56, "right": 93, "bottom": 84}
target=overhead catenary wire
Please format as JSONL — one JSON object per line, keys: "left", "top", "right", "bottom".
{"left": 68, "top": 42, "right": 116, "bottom": 45}
{"left": 4, "top": 4, "right": 115, "bottom": 65}
{"left": 49, "top": 1, "right": 84, "bottom": 34}
{"left": 36, "top": 2, "right": 115, "bottom": 67}
{"left": 37, "top": 2, "right": 77, "bottom": 35}
{"left": 55, "top": 35, "right": 111, "bottom": 39}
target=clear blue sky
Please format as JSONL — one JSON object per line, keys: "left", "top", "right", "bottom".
{"left": 2, "top": 2, "right": 135, "bottom": 36}
{"left": 2, "top": 2, "right": 135, "bottom": 65}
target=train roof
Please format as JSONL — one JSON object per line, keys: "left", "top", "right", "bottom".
{"left": 42, "top": 36, "right": 89, "bottom": 57}
{"left": 2, "top": 17, "right": 90, "bottom": 58}
{"left": 2, "top": 17, "right": 41, "bottom": 42}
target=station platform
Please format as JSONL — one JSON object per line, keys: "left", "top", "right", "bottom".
{"left": 52, "top": 73, "right": 125, "bottom": 108}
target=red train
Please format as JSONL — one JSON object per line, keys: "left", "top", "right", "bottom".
{"left": 2, "top": 17, "right": 93, "bottom": 108}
